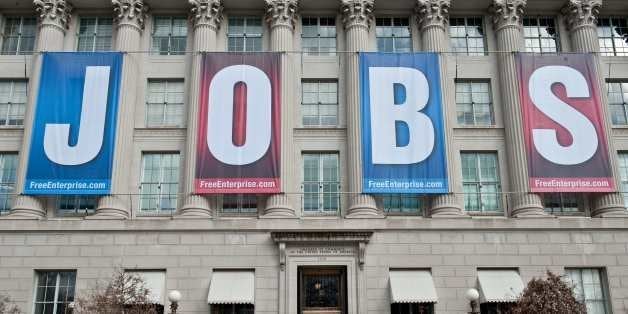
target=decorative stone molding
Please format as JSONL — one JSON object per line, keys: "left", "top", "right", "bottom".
{"left": 341, "top": 0, "right": 374, "bottom": 30}
{"left": 489, "top": 0, "right": 526, "bottom": 31}
{"left": 33, "top": 0, "right": 73, "bottom": 30}
{"left": 265, "top": 0, "right": 298, "bottom": 29}
{"left": 112, "top": 0, "right": 148, "bottom": 30}
{"left": 189, "top": 0, "right": 223, "bottom": 29}
{"left": 562, "top": 0, "right": 602, "bottom": 32}
{"left": 416, "top": 0, "right": 450, "bottom": 31}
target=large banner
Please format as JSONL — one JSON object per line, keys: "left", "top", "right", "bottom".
{"left": 195, "top": 53, "right": 281, "bottom": 194}
{"left": 25, "top": 52, "right": 123, "bottom": 195}
{"left": 360, "top": 53, "right": 448, "bottom": 194}
{"left": 517, "top": 53, "right": 615, "bottom": 192}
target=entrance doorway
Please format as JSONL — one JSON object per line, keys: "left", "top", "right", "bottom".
{"left": 298, "top": 266, "right": 347, "bottom": 314}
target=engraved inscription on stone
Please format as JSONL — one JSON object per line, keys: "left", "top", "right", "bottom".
{"left": 288, "top": 246, "right": 355, "bottom": 256}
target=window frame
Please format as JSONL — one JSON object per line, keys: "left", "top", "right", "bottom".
{"left": 151, "top": 16, "right": 188, "bottom": 55}
{"left": 380, "top": 194, "right": 426, "bottom": 216}
{"left": 301, "top": 80, "right": 339, "bottom": 127}
{"left": 1, "top": 16, "right": 37, "bottom": 55}
{"left": 455, "top": 80, "right": 494, "bottom": 126}
{"left": 565, "top": 268, "right": 611, "bottom": 314}
{"left": 449, "top": 16, "right": 486, "bottom": 56}
{"left": 302, "top": 153, "right": 340, "bottom": 216}
{"left": 618, "top": 152, "right": 628, "bottom": 208}
{"left": 301, "top": 16, "right": 337, "bottom": 56}
{"left": 139, "top": 152, "right": 181, "bottom": 216}
{"left": 227, "top": 16, "right": 263, "bottom": 52}
{"left": 76, "top": 16, "right": 114, "bottom": 52}
{"left": 461, "top": 152, "right": 503, "bottom": 213}
{"left": 522, "top": 16, "right": 560, "bottom": 54}
{"left": 33, "top": 270, "right": 77, "bottom": 314}
{"left": 56, "top": 195, "right": 98, "bottom": 217}
{"left": 375, "top": 17, "right": 412, "bottom": 53}
{"left": 145, "top": 79, "right": 186, "bottom": 128}
{"left": 0, "top": 153, "right": 17, "bottom": 215}
{"left": 542, "top": 193, "right": 584, "bottom": 216}
{"left": 607, "top": 81, "right": 628, "bottom": 125}
{"left": 220, "top": 194, "right": 259, "bottom": 216}
{"left": 598, "top": 17, "right": 628, "bottom": 57}
{"left": 0, "top": 80, "right": 27, "bottom": 127}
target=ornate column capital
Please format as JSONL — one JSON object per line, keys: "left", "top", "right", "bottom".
{"left": 112, "top": 0, "right": 149, "bottom": 30}
{"left": 33, "top": 0, "right": 73, "bottom": 31}
{"left": 561, "top": 0, "right": 602, "bottom": 32}
{"left": 489, "top": 0, "right": 526, "bottom": 31}
{"left": 416, "top": 0, "right": 450, "bottom": 31}
{"left": 265, "top": 0, "right": 298, "bottom": 29}
{"left": 341, "top": 0, "right": 374, "bottom": 30}
{"left": 189, "top": 0, "right": 223, "bottom": 30}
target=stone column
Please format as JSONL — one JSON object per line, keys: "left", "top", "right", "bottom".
{"left": 177, "top": 0, "right": 223, "bottom": 217}
{"left": 416, "top": 0, "right": 465, "bottom": 217}
{"left": 8, "top": 0, "right": 72, "bottom": 219}
{"left": 93, "top": 0, "right": 148, "bottom": 218}
{"left": 262, "top": 0, "right": 298, "bottom": 217}
{"left": 341, "top": 0, "right": 381, "bottom": 218}
{"left": 563, "top": 0, "right": 628, "bottom": 217}
{"left": 489, "top": 0, "right": 546, "bottom": 217}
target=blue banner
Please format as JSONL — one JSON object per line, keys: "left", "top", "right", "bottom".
{"left": 25, "top": 52, "right": 123, "bottom": 195}
{"left": 360, "top": 52, "right": 448, "bottom": 193}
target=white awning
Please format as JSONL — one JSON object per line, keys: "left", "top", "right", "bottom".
{"left": 389, "top": 270, "right": 438, "bottom": 303}
{"left": 207, "top": 270, "right": 255, "bottom": 304}
{"left": 477, "top": 270, "right": 524, "bottom": 303}
{"left": 127, "top": 271, "right": 166, "bottom": 305}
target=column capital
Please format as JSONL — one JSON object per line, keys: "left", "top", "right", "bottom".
{"left": 189, "top": 0, "right": 223, "bottom": 30}
{"left": 112, "top": 0, "right": 149, "bottom": 30}
{"left": 489, "top": 0, "right": 526, "bottom": 32}
{"left": 562, "top": 0, "right": 602, "bottom": 32}
{"left": 341, "top": 0, "right": 374, "bottom": 30}
{"left": 416, "top": 0, "right": 450, "bottom": 31}
{"left": 265, "top": 0, "right": 298, "bottom": 30}
{"left": 33, "top": 0, "right": 73, "bottom": 31}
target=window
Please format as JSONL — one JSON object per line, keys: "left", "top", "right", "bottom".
{"left": 152, "top": 17, "right": 187, "bottom": 55}
{"left": 228, "top": 17, "right": 262, "bottom": 52}
{"left": 301, "top": 80, "right": 338, "bottom": 127}
{"left": 140, "top": 153, "right": 180, "bottom": 215}
{"left": 523, "top": 17, "right": 559, "bottom": 53}
{"left": 301, "top": 17, "right": 336, "bottom": 55}
{"left": 391, "top": 303, "right": 434, "bottom": 314}
{"left": 461, "top": 152, "right": 501, "bottom": 212}
{"left": 618, "top": 152, "right": 628, "bottom": 207}
{"left": 449, "top": 17, "right": 485, "bottom": 56}
{"left": 302, "top": 153, "right": 340, "bottom": 215}
{"left": 222, "top": 194, "right": 258, "bottom": 215}
{"left": 57, "top": 196, "right": 97, "bottom": 216}
{"left": 0, "top": 153, "right": 17, "bottom": 215}
{"left": 543, "top": 193, "right": 582, "bottom": 215}
{"left": 455, "top": 81, "right": 493, "bottom": 126}
{"left": 77, "top": 17, "right": 113, "bottom": 52}
{"left": 33, "top": 271, "right": 76, "bottom": 314}
{"left": 607, "top": 81, "right": 628, "bottom": 125}
{"left": 381, "top": 194, "right": 424, "bottom": 215}
{"left": 0, "top": 80, "right": 26, "bottom": 126}
{"left": 480, "top": 303, "right": 514, "bottom": 314}
{"left": 598, "top": 17, "right": 628, "bottom": 56}
{"left": 376, "top": 17, "right": 411, "bottom": 53}
{"left": 211, "top": 305, "right": 254, "bottom": 314}
{"left": 565, "top": 268, "right": 610, "bottom": 314}
{"left": 145, "top": 80, "right": 185, "bottom": 127}
{"left": 1, "top": 17, "right": 36, "bottom": 55}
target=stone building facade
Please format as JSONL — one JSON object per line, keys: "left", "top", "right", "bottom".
{"left": 0, "top": 0, "right": 628, "bottom": 313}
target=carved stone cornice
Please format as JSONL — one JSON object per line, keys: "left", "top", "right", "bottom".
{"left": 189, "top": 0, "right": 223, "bottom": 30}
{"left": 489, "top": 0, "right": 526, "bottom": 31}
{"left": 271, "top": 231, "right": 373, "bottom": 243}
{"left": 112, "top": 0, "right": 149, "bottom": 30}
{"left": 561, "top": 0, "right": 602, "bottom": 32}
{"left": 341, "top": 0, "right": 374, "bottom": 30}
{"left": 33, "top": 0, "right": 73, "bottom": 30}
{"left": 265, "top": 0, "right": 298, "bottom": 30}
{"left": 416, "top": 0, "right": 450, "bottom": 31}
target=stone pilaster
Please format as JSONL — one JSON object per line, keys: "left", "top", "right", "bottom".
{"left": 7, "top": 0, "right": 72, "bottom": 219}
{"left": 93, "top": 0, "right": 148, "bottom": 219}
{"left": 177, "top": 0, "right": 223, "bottom": 217}
{"left": 490, "top": 0, "right": 546, "bottom": 217}
{"left": 341, "top": 0, "right": 381, "bottom": 218}
{"left": 262, "top": 0, "right": 298, "bottom": 217}
{"left": 563, "top": 0, "right": 628, "bottom": 217}
{"left": 416, "top": 0, "right": 465, "bottom": 217}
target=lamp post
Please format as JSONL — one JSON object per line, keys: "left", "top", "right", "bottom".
{"left": 168, "top": 290, "right": 182, "bottom": 314}
{"left": 465, "top": 288, "right": 480, "bottom": 314}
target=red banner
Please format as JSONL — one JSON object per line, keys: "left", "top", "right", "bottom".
{"left": 195, "top": 53, "right": 281, "bottom": 194}
{"left": 517, "top": 53, "right": 614, "bottom": 192}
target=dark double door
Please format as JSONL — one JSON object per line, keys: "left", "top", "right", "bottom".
{"left": 298, "top": 266, "right": 347, "bottom": 314}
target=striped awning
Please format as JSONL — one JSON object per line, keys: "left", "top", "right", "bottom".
{"left": 389, "top": 270, "right": 438, "bottom": 303}
{"left": 477, "top": 270, "right": 524, "bottom": 303}
{"left": 207, "top": 270, "right": 255, "bottom": 304}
